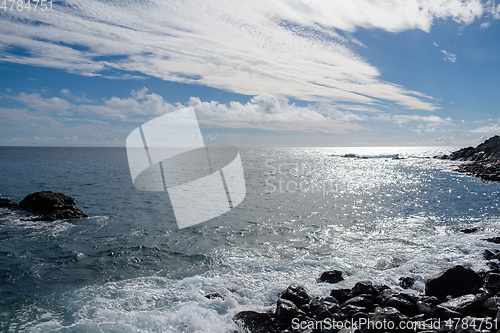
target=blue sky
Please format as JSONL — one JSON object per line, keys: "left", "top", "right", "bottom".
{"left": 0, "top": 0, "right": 499, "bottom": 147}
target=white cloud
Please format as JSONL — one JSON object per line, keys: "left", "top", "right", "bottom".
{"left": 0, "top": 0, "right": 487, "bottom": 112}
{"left": 480, "top": 21, "right": 491, "bottom": 28}
{"left": 7, "top": 92, "right": 74, "bottom": 115}
{"left": 433, "top": 42, "right": 439, "bottom": 46}
{"left": 470, "top": 123, "right": 500, "bottom": 133}
{"left": 441, "top": 50, "right": 457, "bottom": 62}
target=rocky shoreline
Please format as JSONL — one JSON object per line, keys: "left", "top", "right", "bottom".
{"left": 233, "top": 263, "right": 500, "bottom": 333}
{"left": 435, "top": 135, "right": 500, "bottom": 182}
{"left": 0, "top": 191, "right": 87, "bottom": 221}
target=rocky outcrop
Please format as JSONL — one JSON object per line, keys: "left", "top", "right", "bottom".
{"left": 234, "top": 265, "right": 500, "bottom": 333}
{"left": 436, "top": 135, "right": 500, "bottom": 181}
{"left": 14, "top": 191, "right": 87, "bottom": 221}
{"left": 0, "top": 198, "right": 19, "bottom": 208}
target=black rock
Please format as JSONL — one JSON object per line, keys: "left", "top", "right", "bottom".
{"left": 341, "top": 296, "right": 374, "bottom": 309}
{"left": 233, "top": 311, "right": 272, "bottom": 333}
{"left": 482, "top": 296, "right": 500, "bottom": 314}
{"left": 281, "top": 284, "right": 310, "bottom": 307}
{"left": 276, "top": 298, "right": 304, "bottom": 325}
{"left": 19, "top": 191, "right": 87, "bottom": 221}
{"left": 432, "top": 305, "right": 464, "bottom": 319}
{"left": 425, "top": 265, "right": 483, "bottom": 299}
{"left": 330, "top": 289, "right": 351, "bottom": 304}
{"left": 483, "top": 249, "right": 500, "bottom": 260}
{"left": 349, "top": 281, "right": 378, "bottom": 298}
{"left": 319, "top": 270, "right": 344, "bottom": 284}
{"left": 438, "top": 294, "right": 483, "bottom": 316}
{"left": 370, "top": 307, "right": 408, "bottom": 332}
{"left": 485, "top": 237, "right": 500, "bottom": 244}
{"left": 460, "top": 228, "right": 478, "bottom": 234}
{"left": 399, "top": 277, "right": 415, "bottom": 289}
{"left": 383, "top": 295, "right": 418, "bottom": 316}
{"left": 0, "top": 198, "right": 19, "bottom": 208}
{"left": 204, "top": 292, "right": 224, "bottom": 300}
{"left": 483, "top": 272, "right": 500, "bottom": 293}
{"left": 416, "top": 300, "right": 433, "bottom": 316}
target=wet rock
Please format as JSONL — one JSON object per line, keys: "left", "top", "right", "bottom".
{"left": 204, "top": 292, "right": 224, "bottom": 300}
{"left": 370, "top": 307, "right": 408, "bottom": 332}
{"left": 281, "top": 284, "right": 310, "bottom": 307}
{"left": 233, "top": 311, "right": 272, "bottom": 333}
{"left": 425, "top": 265, "right": 482, "bottom": 299}
{"left": 19, "top": 191, "right": 87, "bottom": 221}
{"left": 483, "top": 272, "right": 500, "bottom": 293}
{"left": 383, "top": 294, "right": 418, "bottom": 316}
{"left": 438, "top": 294, "right": 483, "bottom": 316}
{"left": 330, "top": 289, "right": 351, "bottom": 304}
{"left": 460, "top": 228, "right": 478, "bottom": 234}
{"left": 399, "top": 276, "right": 415, "bottom": 289}
{"left": 341, "top": 296, "right": 374, "bottom": 309}
{"left": 432, "top": 305, "right": 464, "bottom": 319}
{"left": 349, "top": 281, "right": 378, "bottom": 298}
{"left": 319, "top": 270, "right": 344, "bottom": 284}
{"left": 482, "top": 296, "right": 500, "bottom": 314}
{"left": 416, "top": 300, "right": 433, "bottom": 316}
{"left": 483, "top": 249, "right": 500, "bottom": 260}
{"left": 276, "top": 298, "right": 304, "bottom": 325}
{"left": 0, "top": 198, "right": 19, "bottom": 208}
{"left": 484, "top": 237, "right": 500, "bottom": 244}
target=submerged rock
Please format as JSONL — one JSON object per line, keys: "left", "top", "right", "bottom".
{"left": 19, "top": 191, "right": 87, "bottom": 221}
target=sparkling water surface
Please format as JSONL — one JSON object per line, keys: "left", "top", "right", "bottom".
{"left": 1, "top": 146, "right": 500, "bottom": 332}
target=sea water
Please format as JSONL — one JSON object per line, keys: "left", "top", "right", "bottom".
{"left": 1, "top": 146, "right": 500, "bottom": 332}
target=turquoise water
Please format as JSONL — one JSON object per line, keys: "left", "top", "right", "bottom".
{"left": 1, "top": 146, "right": 500, "bottom": 332}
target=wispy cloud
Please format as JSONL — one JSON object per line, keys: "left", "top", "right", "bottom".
{"left": 0, "top": 0, "right": 488, "bottom": 112}
{"left": 470, "top": 123, "right": 500, "bottom": 133}
{"left": 441, "top": 50, "right": 457, "bottom": 62}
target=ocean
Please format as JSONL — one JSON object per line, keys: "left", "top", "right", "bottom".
{"left": 1, "top": 146, "right": 499, "bottom": 332}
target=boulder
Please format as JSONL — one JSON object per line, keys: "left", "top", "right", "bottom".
{"left": 0, "top": 198, "right": 19, "bottom": 208}
{"left": 438, "top": 294, "right": 483, "bottom": 316}
{"left": 425, "top": 265, "right": 482, "bottom": 299}
{"left": 233, "top": 311, "right": 272, "bottom": 333}
{"left": 19, "top": 191, "right": 87, "bottom": 221}
{"left": 276, "top": 298, "right": 304, "bottom": 325}
{"left": 399, "top": 276, "right": 415, "bottom": 289}
{"left": 319, "top": 270, "right": 344, "bottom": 283}
{"left": 280, "top": 284, "right": 310, "bottom": 307}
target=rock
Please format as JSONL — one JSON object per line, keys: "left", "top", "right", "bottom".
{"left": 276, "top": 298, "right": 304, "bottom": 325}
{"left": 416, "top": 300, "right": 433, "bottom": 316}
{"left": 432, "top": 305, "right": 464, "bottom": 319}
{"left": 330, "top": 289, "right": 351, "bottom": 304}
{"left": 280, "top": 284, "right": 310, "bottom": 307}
{"left": 204, "top": 292, "right": 224, "bottom": 300}
{"left": 233, "top": 311, "right": 272, "bottom": 333}
{"left": 483, "top": 249, "right": 500, "bottom": 260}
{"left": 349, "top": 281, "right": 378, "bottom": 298}
{"left": 399, "top": 276, "right": 415, "bottom": 289}
{"left": 484, "top": 237, "right": 500, "bottom": 244}
{"left": 438, "top": 294, "right": 483, "bottom": 316}
{"left": 460, "top": 228, "right": 478, "bottom": 234}
{"left": 370, "top": 307, "right": 408, "bottom": 332}
{"left": 437, "top": 136, "right": 500, "bottom": 181}
{"left": 425, "top": 265, "right": 483, "bottom": 299}
{"left": 341, "top": 296, "right": 374, "bottom": 309}
{"left": 482, "top": 296, "right": 500, "bottom": 314}
{"left": 319, "top": 270, "right": 344, "bottom": 284}
{"left": 19, "top": 191, "right": 87, "bottom": 221}
{"left": 483, "top": 272, "right": 500, "bottom": 293}
{"left": 383, "top": 294, "right": 418, "bottom": 316}
{"left": 0, "top": 198, "right": 19, "bottom": 208}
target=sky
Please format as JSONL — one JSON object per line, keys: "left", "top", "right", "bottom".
{"left": 0, "top": 0, "right": 499, "bottom": 147}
